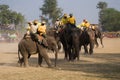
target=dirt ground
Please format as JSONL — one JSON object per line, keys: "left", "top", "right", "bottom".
{"left": 0, "top": 37, "right": 120, "bottom": 80}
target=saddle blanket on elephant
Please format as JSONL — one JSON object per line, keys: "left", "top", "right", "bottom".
{"left": 23, "top": 33, "right": 48, "bottom": 48}
{"left": 37, "top": 35, "right": 48, "bottom": 47}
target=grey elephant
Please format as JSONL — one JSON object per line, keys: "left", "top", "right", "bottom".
{"left": 18, "top": 36, "right": 52, "bottom": 67}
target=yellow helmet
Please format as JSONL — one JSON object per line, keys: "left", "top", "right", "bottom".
{"left": 63, "top": 13, "right": 67, "bottom": 17}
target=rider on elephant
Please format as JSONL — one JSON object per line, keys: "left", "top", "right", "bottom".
{"left": 61, "top": 13, "right": 69, "bottom": 26}
{"left": 79, "top": 19, "right": 90, "bottom": 31}
{"left": 54, "top": 18, "right": 62, "bottom": 30}
{"left": 68, "top": 13, "right": 76, "bottom": 26}
{"left": 24, "top": 22, "right": 34, "bottom": 39}
{"left": 28, "top": 20, "right": 41, "bottom": 41}
{"left": 91, "top": 24, "right": 96, "bottom": 30}
{"left": 32, "top": 20, "right": 41, "bottom": 33}
{"left": 60, "top": 13, "right": 77, "bottom": 28}
{"left": 37, "top": 21, "right": 48, "bottom": 48}
{"left": 25, "top": 20, "right": 48, "bottom": 48}
{"left": 26, "top": 22, "right": 32, "bottom": 35}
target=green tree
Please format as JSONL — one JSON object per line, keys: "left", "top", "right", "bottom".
{"left": 101, "top": 8, "right": 120, "bottom": 31}
{"left": 0, "top": 5, "right": 10, "bottom": 24}
{"left": 40, "top": 0, "right": 63, "bottom": 25}
{"left": 0, "top": 4, "right": 25, "bottom": 34}
{"left": 97, "top": 1, "right": 108, "bottom": 31}
{"left": 0, "top": 4, "right": 25, "bottom": 25}
{"left": 0, "top": 4, "right": 9, "bottom": 11}
{"left": 97, "top": 2, "right": 120, "bottom": 31}
{"left": 96, "top": 1, "right": 107, "bottom": 10}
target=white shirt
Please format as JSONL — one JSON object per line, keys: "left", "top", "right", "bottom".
{"left": 31, "top": 24, "right": 38, "bottom": 33}
{"left": 31, "top": 22, "right": 41, "bottom": 33}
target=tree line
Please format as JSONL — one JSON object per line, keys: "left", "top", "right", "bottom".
{"left": 40, "top": 0, "right": 120, "bottom": 31}
{"left": 0, "top": 4, "right": 25, "bottom": 35}
{"left": 0, "top": 1, "right": 120, "bottom": 32}
{"left": 97, "top": 1, "right": 120, "bottom": 31}
{"left": 0, "top": 4, "right": 25, "bottom": 25}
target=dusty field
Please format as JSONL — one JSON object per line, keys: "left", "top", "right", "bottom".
{"left": 0, "top": 37, "right": 120, "bottom": 80}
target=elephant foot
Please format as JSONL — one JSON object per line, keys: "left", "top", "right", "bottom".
{"left": 48, "top": 65, "right": 53, "bottom": 68}
{"left": 64, "top": 57, "right": 69, "bottom": 61}
{"left": 24, "top": 64, "right": 29, "bottom": 68}
{"left": 95, "top": 45, "right": 99, "bottom": 48}
{"left": 84, "top": 52, "right": 88, "bottom": 55}
{"left": 77, "top": 59, "right": 79, "bottom": 61}
{"left": 37, "top": 64, "right": 43, "bottom": 67}
{"left": 89, "top": 51, "right": 93, "bottom": 55}
{"left": 18, "top": 59, "right": 24, "bottom": 67}
{"left": 68, "top": 59, "right": 75, "bottom": 62}
{"left": 24, "top": 66, "right": 29, "bottom": 68}
{"left": 102, "top": 45, "right": 104, "bottom": 48}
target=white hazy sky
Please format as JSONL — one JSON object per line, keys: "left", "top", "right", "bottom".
{"left": 0, "top": 0, "right": 120, "bottom": 24}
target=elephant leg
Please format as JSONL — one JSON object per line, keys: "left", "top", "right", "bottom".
{"left": 54, "top": 51, "right": 57, "bottom": 67}
{"left": 89, "top": 42, "right": 94, "bottom": 55}
{"left": 42, "top": 53, "right": 52, "bottom": 68}
{"left": 28, "top": 54, "right": 31, "bottom": 58}
{"left": 79, "top": 46, "right": 82, "bottom": 54}
{"left": 63, "top": 46, "right": 68, "bottom": 61}
{"left": 57, "top": 41, "right": 61, "bottom": 50}
{"left": 64, "top": 51, "right": 68, "bottom": 60}
{"left": 79, "top": 46, "right": 82, "bottom": 59}
{"left": 54, "top": 47, "right": 58, "bottom": 67}
{"left": 100, "top": 37, "right": 104, "bottom": 48}
{"left": 50, "top": 44, "right": 58, "bottom": 67}
{"left": 84, "top": 45, "right": 88, "bottom": 54}
{"left": 68, "top": 47, "right": 74, "bottom": 61}
{"left": 38, "top": 53, "right": 43, "bottom": 67}
{"left": 23, "top": 54, "right": 29, "bottom": 67}
{"left": 68, "top": 48, "right": 71, "bottom": 61}
{"left": 95, "top": 38, "right": 99, "bottom": 48}
{"left": 75, "top": 47, "right": 80, "bottom": 61}
{"left": 39, "top": 48, "right": 52, "bottom": 67}
{"left": 72, "top": 48, "right": 78, "bottom": 61}
{"left": 18, "top": 57, "right": 24, "bottom": 67}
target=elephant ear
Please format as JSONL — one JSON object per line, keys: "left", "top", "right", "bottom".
{"left": 23, "top": 33, "right": 31, "bottom": 39}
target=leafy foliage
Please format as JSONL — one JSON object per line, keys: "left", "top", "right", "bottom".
{"left": 0, "top": 4, "right": 25, "bottom": 25}
{"left": 101, "top": 8, "right": 120, "bottom": 31}
{"left": 97, "top": 2, "right": 120, "bottom": 31}
{"left": 40, "top": 0, "right": 63, "bottom": 24}
{"left": 96, "top": 1, "right": 107, "bottom": 10}
{"left": 0, "top": 4, "right": 25, "bottom": 35}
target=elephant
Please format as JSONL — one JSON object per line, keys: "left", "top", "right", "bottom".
{"left": 79, "top": 28, "right": 95, "bottom": 55}
{"left": 90, "top": 24, "right": 104, "bottom": 48}
{"left": 18, "top": 35, "right": 52, "bottom": 67}
{"left": 54, "top": 23, "right": 95, "bottom": 61}
{"left": 94, "top": 27, "right": 104, "bottom": 48}
{"left": 58, "top": 23, "right": 81, "bottom": 61}
{"left": 46, "top": 27, "right": 61, "bottom": 50}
